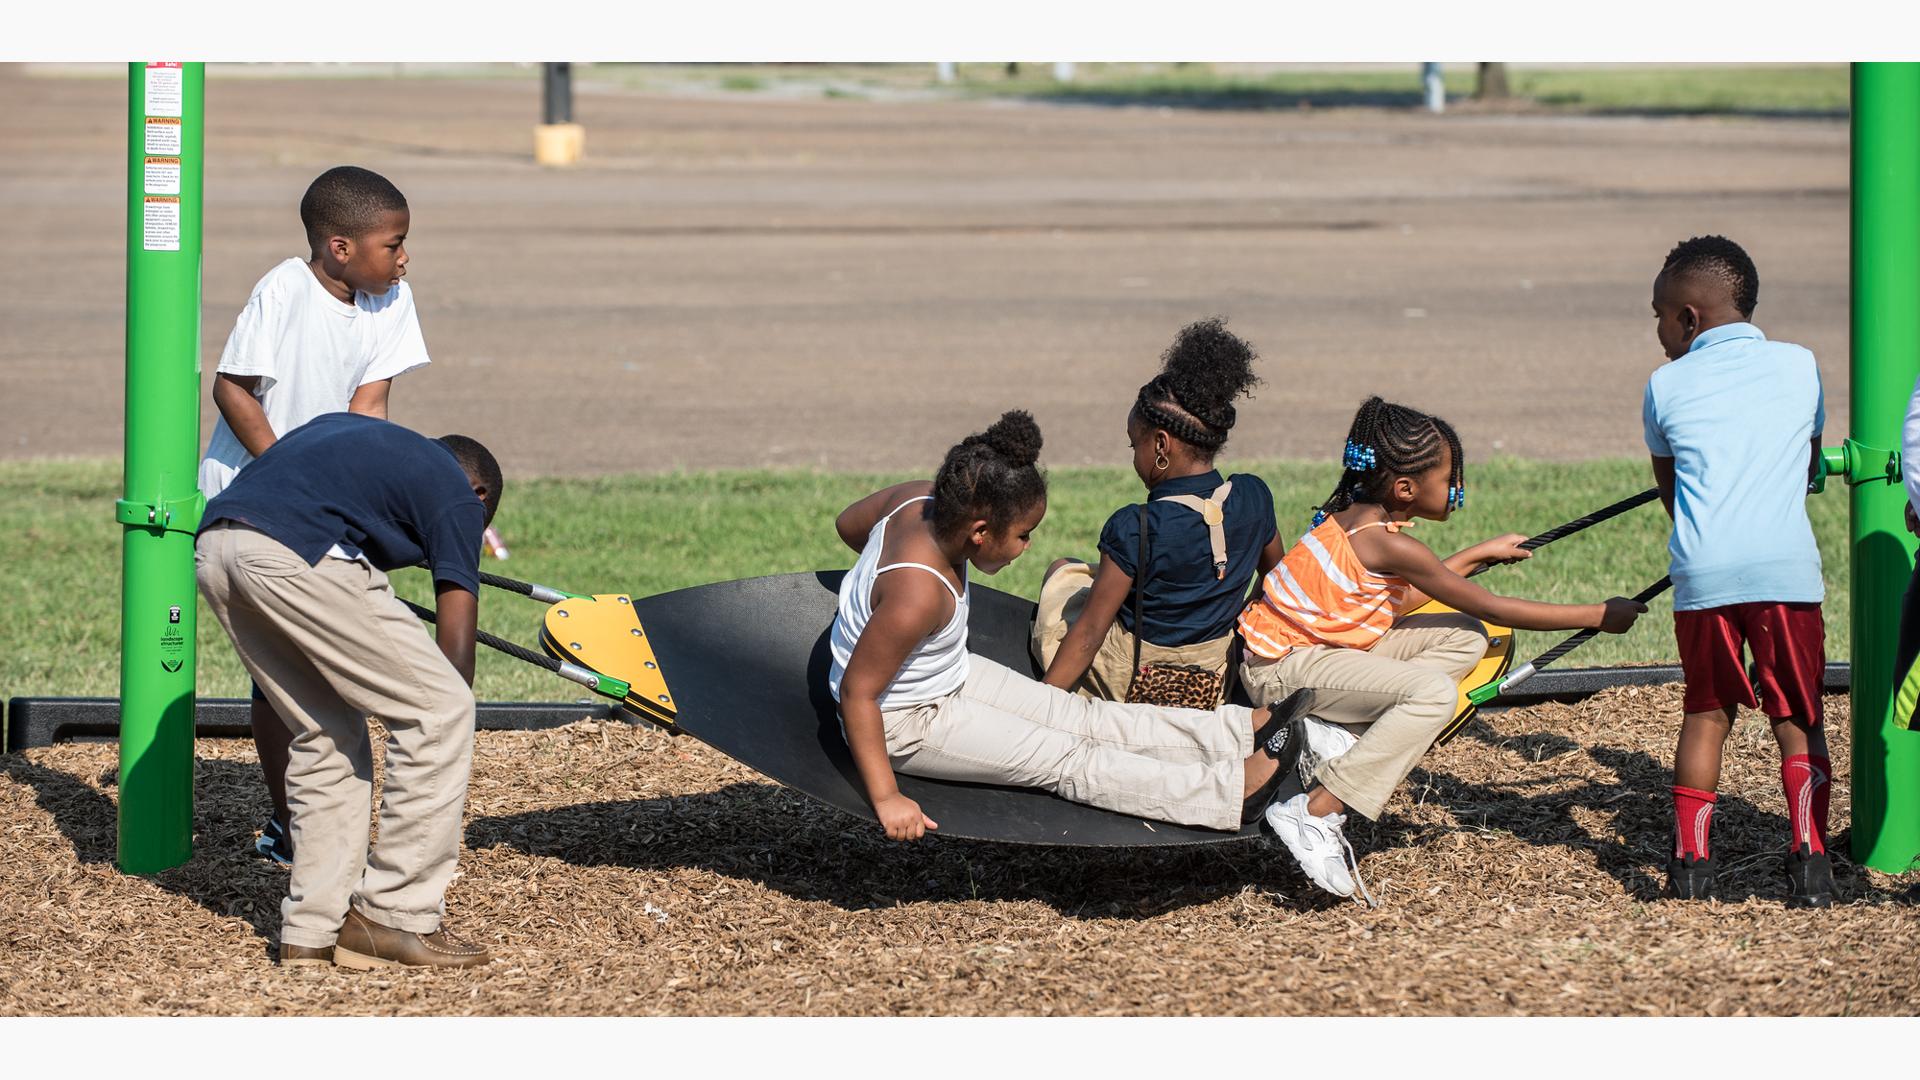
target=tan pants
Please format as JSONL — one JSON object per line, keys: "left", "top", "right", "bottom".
{"left": 1238, "top": 611, "right": 1488, "bottom": 820}
{"left": 881, "top": 655, "right": 1254, "bottom": 830}
{"left": 1030, "top": 560, "right": 1234, "bottom": 702}
{"left": 195, "top": 524, "right": 476, "bottom": 949}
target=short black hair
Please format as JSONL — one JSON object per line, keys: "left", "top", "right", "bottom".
{"left": 1314, "top": 396, "right": 1463, "bottom": 525}
{"left": 300, "top": 166, "right": 408, "bottom": 250}
{"left": 437, "top": 434, "right": 503, "bottom": 524}
{"left": 932, "top": 410, "right": 1047, "bottom": 536}
{"left": 1661, "top": 234, "right": 1759, "bottom": 318}
{"left": 1132, "top": 317, "right": 1262, "bottom": 459}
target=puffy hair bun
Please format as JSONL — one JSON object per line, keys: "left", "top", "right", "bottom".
{"left": 972, "top": 409, "right": 1043, "bottom": 469}
{"left": 1159, "top": 317, "right": 1259, "bottom": 431}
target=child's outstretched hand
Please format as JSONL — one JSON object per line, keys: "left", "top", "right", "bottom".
{"left": 1598, "top": 596, "right": 1647, "bottom": 634}
{"left": 1905, "top": 501, "right": 1918, "bottom": 536}
{"left": 875, "top": 792, "right": 938, "bottom": 841}
{"left": 1474, "top": 533, "right": 1533, "bottom": 568}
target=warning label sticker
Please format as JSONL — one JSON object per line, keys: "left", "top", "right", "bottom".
{"left": 144, "top": 117, "right": 182, "bottom": 155}
{"left": 144, "top": 157, "right": 181, "bottom": 196}
{"left": 144, "top": 62, "right": 183, "bottom": 118}
{"left": 143, "top": 196, "right": 181, "bottom": 251}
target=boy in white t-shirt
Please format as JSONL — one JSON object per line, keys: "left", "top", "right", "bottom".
{"left": 198, "top": 165, "right": 432, "bottom": 865}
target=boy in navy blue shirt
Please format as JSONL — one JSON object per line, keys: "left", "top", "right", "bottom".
{"left": 196, "top": 413, "right": 505, "bottom": 968}
{"left": 1643, "top": 236, "right": 1831, "bottom": 907}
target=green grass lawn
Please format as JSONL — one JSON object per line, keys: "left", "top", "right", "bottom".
{"left": 0, "top": 457, "right": 1850, "bottom": 704}
{"left": 982, "top": 64, "right": 1849, "bottom": 117}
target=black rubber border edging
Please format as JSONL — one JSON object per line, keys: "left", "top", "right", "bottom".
{"left": 3, "top": 697, "right": 617, "bottom": 753}
{"left": 2, "top": 662, "right": 1851, "bottom": 753}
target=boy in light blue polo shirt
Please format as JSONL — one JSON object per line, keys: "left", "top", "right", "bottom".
{"left": 1642, "top": 235, "right": 1831, "bottom": 908}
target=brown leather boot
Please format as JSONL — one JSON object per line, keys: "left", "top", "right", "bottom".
{"left": 277, "top": 942, "right": 334, "bottom": 967}
{"left": 333, "top": 907, "right": 491, "bottom": 970}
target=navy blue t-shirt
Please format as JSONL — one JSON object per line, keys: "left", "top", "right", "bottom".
{"left": 201, "top": 413, "right": 487, "bottom": 595}
{"left": 1098, "top": 470, "right": 1277, "bottom": 646}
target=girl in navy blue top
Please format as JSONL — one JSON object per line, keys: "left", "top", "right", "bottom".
{"left": 1034, "top": 319, "right": 1282, "bottom": 703}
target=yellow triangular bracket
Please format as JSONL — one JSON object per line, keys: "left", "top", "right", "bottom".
{"left": 541, "top": 594, "right": 677, "bottom": 725}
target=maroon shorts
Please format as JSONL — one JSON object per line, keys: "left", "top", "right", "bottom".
{"left": 1674, "top": 602, "right": 1826, "bottom": 723}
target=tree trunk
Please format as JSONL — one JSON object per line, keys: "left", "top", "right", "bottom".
{"left": 1476, "top": 63, "right": 1511, "bottom": 100}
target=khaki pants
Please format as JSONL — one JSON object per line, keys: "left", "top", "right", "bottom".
{"left": 1030, "top": 560, "right": 1234, "bottom": 702}
{"left": 881, "top": 655, "right": 1254, "bottom": 830}
{"left": 1238, "top": 612, "right": 1487, "bottom": 820}
{"left": 195, "top": 524, "right": 476, "bottom": 949}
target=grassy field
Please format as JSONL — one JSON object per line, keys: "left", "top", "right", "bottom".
{"left": 1, "top": 457, "right": 1849, "bottom": 704}
{"left": 976, "top": 63, "right": 1850, "bottom": 116}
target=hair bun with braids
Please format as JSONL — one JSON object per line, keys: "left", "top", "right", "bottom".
{"left": 934, "top": 410, "right": 1049, "bottom": 535}
{"left": 971, "top": 409, "right": 1043, "bottom": 468}
{"left": 1135, "top": 317, "right": 1261, "bottom": 454}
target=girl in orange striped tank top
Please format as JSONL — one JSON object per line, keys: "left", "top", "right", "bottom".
{"left": 1240, "top": 397, "right": 1648, "bottom": 903}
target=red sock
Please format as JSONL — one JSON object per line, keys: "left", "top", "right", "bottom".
{"left": 1672, "top": 786, "right": 1717, "bottom": 860}
{"left": 1782, "top": 755, "right": 1830, "bottom": 855}
{"left": 1810, "top": 755, "right": 1832, "bottom": 842}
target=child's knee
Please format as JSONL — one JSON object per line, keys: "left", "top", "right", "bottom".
{"left": 1409, "top": 671, "right": 1459, "bottom": 716}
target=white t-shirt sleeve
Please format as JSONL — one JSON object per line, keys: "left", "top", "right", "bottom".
{"left": 362, "top": 281, "right": 431, "bottom": 386}
{"left": 1812, "top": 362, "right": 1826, "bottom": 438}
{"left": 215, "top": 274, "right": 285, "bottom": 389}
{"left": 1642, "top": 379, "right": 1672, "bottom": 457}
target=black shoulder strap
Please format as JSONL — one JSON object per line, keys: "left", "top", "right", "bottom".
{"left": 1131, "top": 501, "right": 1150, "bottom": 679}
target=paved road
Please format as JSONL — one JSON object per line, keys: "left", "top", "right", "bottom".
{"left": 0, "top": 66, "right": 1849, "bottom": 475}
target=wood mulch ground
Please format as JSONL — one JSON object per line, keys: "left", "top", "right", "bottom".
{"left": 4, "top": 684, "right": 1916, "bottom": 1016}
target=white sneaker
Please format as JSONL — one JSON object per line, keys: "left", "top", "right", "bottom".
{"left": 1298, "top": 716, "right": 1358, "bottom": 785}
{"left": 1265, "top": 792, "right": 1373, "bottom": 905}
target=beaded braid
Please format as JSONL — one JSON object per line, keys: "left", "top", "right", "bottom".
{"left": 1309, "top": 397, "right": 1466, "bottom": 527}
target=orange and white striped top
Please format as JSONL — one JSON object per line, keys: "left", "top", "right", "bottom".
{"left": 1237, "top": 518, "right": 1412, "bottom": 659}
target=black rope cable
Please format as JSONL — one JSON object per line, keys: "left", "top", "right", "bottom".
{"left": 398, "top": 596, "right": 563, "bottom": 674}
{"left": 1497, "top": 575, "right": 1674, "bottom": 692}
{"left": 1466, "top": 487, "right": 1660, "bottom": 578}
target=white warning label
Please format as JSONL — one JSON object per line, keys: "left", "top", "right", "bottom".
{"left": 144, "top": 117, "right": 181, "bottom": 155}
{"left": 144, "top": 62, "right": 183, "bottom": 118}
{"left": 143, "top": 196, "right": 181, "bottom": 251}
{"left": 144, "top": 157, "right": 181, "bottom": 195}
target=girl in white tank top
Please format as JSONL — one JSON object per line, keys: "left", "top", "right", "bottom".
{"left": 828, "top": 411, "right": 1299, "bottom": 846}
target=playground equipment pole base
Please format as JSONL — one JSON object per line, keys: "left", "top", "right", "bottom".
{"left": 534, "top": 123, "right": 584, "bottom": 166}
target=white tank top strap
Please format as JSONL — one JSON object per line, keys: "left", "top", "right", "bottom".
{"left": 875, "top": 561, "right": 965, "bottom": 603}
{"left": 879, "top": 494, "right": 933, "bottom": 524}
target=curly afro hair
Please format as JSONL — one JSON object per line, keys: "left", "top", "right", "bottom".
{"left": 1132, "top": 317, "right": 1261, "bottom": 457}
{"left": 932, "top": 410, "right": 1047, "bottom": 535}
{"left": 1661, "top": 235, "right": 1759, "bottom": 318}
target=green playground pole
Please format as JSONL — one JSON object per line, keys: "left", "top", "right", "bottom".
{"left": 117, "top": 62, "right": 205, "bottom": 873}
{"left": 1849, "top": 62, "right": 1920, "bottom": 873}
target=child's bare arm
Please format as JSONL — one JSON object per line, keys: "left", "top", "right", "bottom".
{"left": 1651, "top": 455, "right": 1677, "bottom": 519}
{"left": 348, "top": 378, "right": 392, "bottom": 419}
{"left": 213, "top": 373, "right": 277, "bottom": 458}
{"left": 836, "top": 573, "right": 947, "bottom": 840}
{"left": 1041, "top": 554, "right": 1133, "bottom": 691}
{"left": 1243, "top": 530, "right": 1287, "bottom": 608}
{"left": 432, "top": 583, "right": 479, "bottom": 686}
{"left": 1359, "top": 529, "right": 1644, "bottom": 633}
{"left": 834, "top": 481, "right": 934, "bottom": 552}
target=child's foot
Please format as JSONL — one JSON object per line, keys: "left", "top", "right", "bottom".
{"left": 1265, "top": 792, "right": 1372, "bottom": 905}
{"left": 1298, "top": 716, "right": 1358, "bottom": 786}
{"left": 254, "top": 818, "right": 292, "bottom": 867}
{"left": 1241, "top": 704, "right": 1307, "bottom": 823}
{"left": 1784, "top": 844, "right": 1834, "bottom": 909}
{"left": 1664, "top": 853, "right": 1716, "bottom": 900}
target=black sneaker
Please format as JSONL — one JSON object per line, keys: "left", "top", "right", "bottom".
{"left": 1242, "top": 693, "right": 1310, "bottom": 824}
{"left": 1665, "top": 853, "right": 1715, "bottom": 900}
{"left": 1784, "top": 844, "right": 1834, "bottom": 909}
{"left": 254, "top": 818, "right": 293, "bottom": 867}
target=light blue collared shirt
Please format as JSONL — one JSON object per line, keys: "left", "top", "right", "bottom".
{"left": 1642, "top": 322, "right": 1825, "bottom": 611}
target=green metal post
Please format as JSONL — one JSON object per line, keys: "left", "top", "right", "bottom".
{"left": 118, "top": 61, "right": 205, "bottom": 874}
{"left": 1849, "top": 63, "right": 1920, "bottom": 873}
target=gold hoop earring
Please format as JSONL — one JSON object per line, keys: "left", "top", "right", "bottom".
{"left": 1154, "top": 452, "right": 1170, "bottom": 472}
